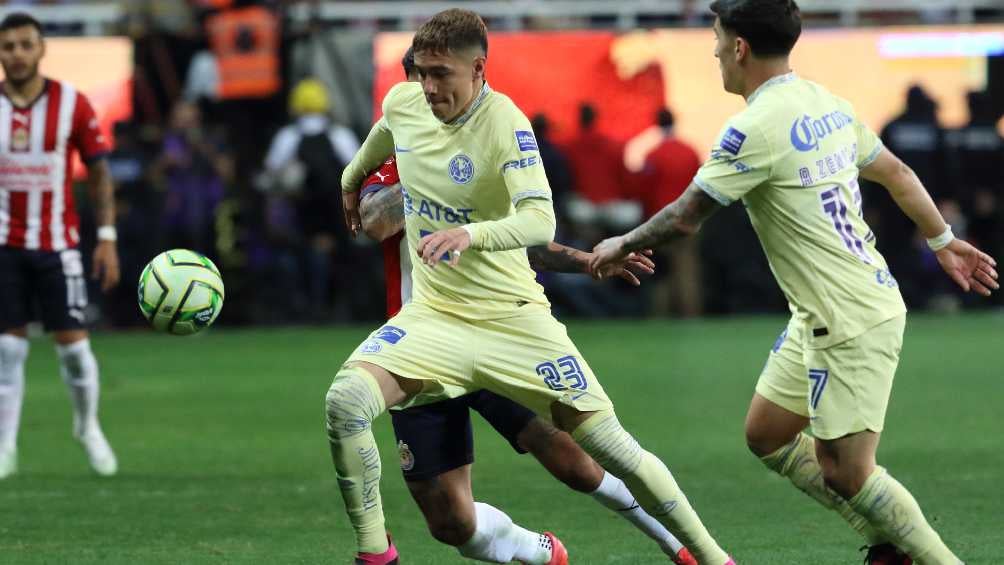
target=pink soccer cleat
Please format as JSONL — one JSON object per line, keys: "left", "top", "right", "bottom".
{"left": 354, "top": 535, "right": 399, "bottom": 565}
{"left": 672, "top": 547, "right": 698, "bottom": 565}
{"left": 723, "top": 558, "right": 737, "bottom": 565}
{"left": 543, "top": 531, "right": 568, "bottom": 565}
{"left": 863, "top": 544, "right": 912, "bottom": 565}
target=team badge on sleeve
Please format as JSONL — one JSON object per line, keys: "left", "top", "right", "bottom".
{"left": 514, "top": 130, "right": 538, "bottom": 152}
{"left": 448, "top": 154, "right": 475, "bottom": 184}
{"left": 720, "top": 127, "right": 747, "bottom": 155}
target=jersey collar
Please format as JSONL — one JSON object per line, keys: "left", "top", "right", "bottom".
{"left": 747, "top": 72, "right": 797, "bottom": 105}
{"left": 445, "top": 81, "right": 491, "bottom": 127}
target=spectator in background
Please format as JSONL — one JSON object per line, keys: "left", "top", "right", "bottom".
{"left": 153, "top": 100, "right": 232, "bottom": 257}
{"left": 260, "top": 77, "right": 360, "bottom": 320}
{"left": 565, "top": 102, "right": 641, "bottom": 239}
{"left": 947, "top": 91, "right": 1004, "bottom": 304}
{"left": 637, "top": 109, "right": 703, "bottom": 317}
{"left": 873, "top": 85, "right": 946, "bottom": 306}
{"left": 530, "top": 113, "right": 573, "bottom": 219}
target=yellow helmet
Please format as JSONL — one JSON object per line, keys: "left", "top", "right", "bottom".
{"left": 290, "top": 78, "right": 330, "bottom": 115}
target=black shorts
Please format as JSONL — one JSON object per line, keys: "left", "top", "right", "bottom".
{"left": 0, "top": 246, "right": 88, "bottom": 333}
{"left": 389, "top": 390, "right": 538, "bottom": 481}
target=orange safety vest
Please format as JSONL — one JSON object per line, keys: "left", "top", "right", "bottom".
{"left": 206, "top": 6, "right": 280, "bottom": 100}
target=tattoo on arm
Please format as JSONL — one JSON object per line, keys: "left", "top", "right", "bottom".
{"left": 359, "top": 183, "right": 405, "bottom": 241}
{"left": 622, "top": 184, "right": 721, "bottom": 251}
{"left": 527, "top": 241, "right": 589, "bottom": 273}
{"left": 88, "top": 160, "right": 116, "bottom": 227}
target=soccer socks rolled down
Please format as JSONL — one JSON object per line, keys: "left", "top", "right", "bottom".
{"left": 458, "top": 502, "right": 553, "bottom": 564}
{"left": 0, "top": 335, "right": 29, "bottom": 451}
{"left": 590, "top": 471, "right": 684, "bottom": 554}
{"left": 760, "top": 433, "right": 883, "bottom": 545}
{"left": 56, "top": 339, "right": 100, "bottom": 438}
{"left": 572, "top": 410, "right": 729, "bottom": 565}
{"left": 848, "top": 467, "right": 961, "bottom": 565}
{"left": 325, "top": 366, "right": 389, "bottom": 555}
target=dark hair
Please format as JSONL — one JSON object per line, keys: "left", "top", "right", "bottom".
{"left": 402, "top": 46, "right": 416, "bottom": 78}
{"left": 412, "top": 9, "right": 488, "bottom": 57}
{"left": 0, "top": 12, "right": 43, "bottom": 36}
{"left": 656, "top": 108, "right": 675, "bottom": 128}
{"left": 710, "top": 0, "right": 801, "bottom": 57}
{"left": 579, "top": 103, "right": 596, "bottom": 129}
{"left": 531, "top": 113, "right": 550, "bottom": 137}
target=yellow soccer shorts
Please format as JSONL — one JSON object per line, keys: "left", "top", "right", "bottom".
{"left": 345, "top": 301, "right": 613, "bottom": 417}
{"left": 755, "top": 314, "right": 906, "bottom": 440}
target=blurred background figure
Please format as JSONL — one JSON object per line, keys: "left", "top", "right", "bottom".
{"left": 259, "top": 77, "right": 360, "bottom": 321}
{"left": 635, "top": 109, "right": 703, "bottom": 318}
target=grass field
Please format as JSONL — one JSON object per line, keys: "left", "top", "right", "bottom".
{"left": 2, "top": 314, "right": 1002, "bottom": 564}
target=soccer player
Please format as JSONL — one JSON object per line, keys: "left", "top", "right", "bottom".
{"left": 355, "top": 49, "right": 695, "bottom": 565}
{"left": 330, "top": 9, "right": 735, "bottom": 565}
{"left": 0, "top": 13, "right": 120, "bottom": 478}
{"left": 590, "top": 2, "right": 998, "bottom": 564}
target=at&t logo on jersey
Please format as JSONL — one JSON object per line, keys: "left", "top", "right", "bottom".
{"left": 448, "top": 154, "right": 475, "bottom": 184}
{"left": 790, "top": 111, "right": 854, "bottom": 152}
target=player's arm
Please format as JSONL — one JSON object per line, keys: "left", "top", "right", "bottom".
{"left": 86, "top": 158, "right": 120, "bottom": 291}
{"left": 359, "top": 183, "right": 405, "bottom": 242}
{"left": 528, "top": 242, "right": 656, "bottom": 286}
{"left": 861, "top": 148, "right": 998, "bottom": 295}
{"left": 341, "top": 117, "right": 394, "bottom": 236}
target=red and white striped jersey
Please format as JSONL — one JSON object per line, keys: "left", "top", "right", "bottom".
{"left": 360, "top": 156, "right": 411, "bottom": 318}
{"left": 0, "top": 79, "right": 110, "bottom": 251}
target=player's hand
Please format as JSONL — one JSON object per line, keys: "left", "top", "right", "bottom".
{"left": 588, "top": 235, "right": 632, "bottom": 279}
{"left": 92, "top": 240, "right": 120, "bottom": 292}
{"left": 590, "top": 249, "right": 655, "bottom": 286}
{"left": 935, "top": 239, "right": 998, "bottom": 296}
{"left": 417, "top": 227, "right": 471, "bottom": 267}
{"left": 342, "top": 189, "right": 362, "bottom": 237}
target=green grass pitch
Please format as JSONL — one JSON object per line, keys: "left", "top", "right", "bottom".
{"left": 2, "top": 314, "right": 1002, "bottom": 564}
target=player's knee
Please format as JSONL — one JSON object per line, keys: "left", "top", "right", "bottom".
{"left": 429, "top": 513, "right": 476, "bottom": 547}
{"left": 820, "top": 460, "right": 870, "bottom": 499}
{"left": 744, "top": 422, "right": 794, "bottom": 458}
{"left": 325, "top": 368, "right": 385, "bottom": 442}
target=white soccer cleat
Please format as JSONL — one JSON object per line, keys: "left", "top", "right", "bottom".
{"left": 0, "top": 446, "right": 16, "bottom": 479}
{"left": 77, "top": 429, "right": 118, "bottom": 477}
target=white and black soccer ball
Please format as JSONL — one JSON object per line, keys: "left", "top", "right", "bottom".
{"left": 137, "top": 249, "right": 225, "bottom": 336}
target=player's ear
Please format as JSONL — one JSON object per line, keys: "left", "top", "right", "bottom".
{"left": 472, "top": 55, "right": 486, "bottom": 81}
{"left": 734, "top": 36, "right": 749, "bottom": 64}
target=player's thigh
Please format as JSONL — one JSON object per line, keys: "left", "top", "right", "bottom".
{"left": 467, "top": 390, "right": 536, "bottom": 454}
{"left": 32, "top": 249, "right": 88, "bottom": 333}
{"left": 390, "top": 396, "right": 475, "bottom": 482}
{"left": 345, "top": 302, "right": 475, "bottom": 406}
{"left": 753, "top": 321, "right": 810, "bottom": 430}
{"left": 473, "top": 306, "right": 613, "bottom": 419}
{"left": 804, "top": 315, "right": 905, "bottom": 441}
{"left": 0, "top": 247, "right": 32, "bottom": 333}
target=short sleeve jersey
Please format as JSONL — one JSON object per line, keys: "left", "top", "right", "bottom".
{"left": 694, "top": 73, "right": 906, "bottom": 348}
{"left": 380, "top": 81, "right": 552, "bottom": 320}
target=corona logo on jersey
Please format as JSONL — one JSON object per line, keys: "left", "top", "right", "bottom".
{"left": 789, "top": 111, "right": 855, "bottom": 152}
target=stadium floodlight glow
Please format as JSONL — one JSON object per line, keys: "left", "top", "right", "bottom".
{"left": 879, "top": 31, "right": 1004, "bottom": 58}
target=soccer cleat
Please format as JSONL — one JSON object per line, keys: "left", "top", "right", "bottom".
{"left": 543, "top": 531, "right": 568, "bottom": 565}
{"left": 76, "top": 428, "right": 118, "bottom": 477}
{"left": 354, "top": 535, "right": 399, "bottom": 565}
{"left": 0, "top": 446, "right": 16, "bottom": 479}
{"left": 671, "top": 547, "right": 697, "bottom": 565}
{"left": 723, "top": 558, "right": 737, "bottom": 565}
{"left": 863, "top": 544, "right": 912, "bottom": 565}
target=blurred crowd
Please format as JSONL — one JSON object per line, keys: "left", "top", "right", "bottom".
{"left": 47, "top": 1, "right": 1003, "bottom": 326}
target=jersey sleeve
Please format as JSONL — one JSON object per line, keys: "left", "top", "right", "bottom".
{"left": 492, "top": 104, "right": 552, "bottom": 205}
{"left": 693, "top": 114, "right": 771, "bottom": 206}
{"left": 853, "top": 114, "right": 883, "bottom": 168}
{"left": 360, "top": 157, "right": 400, "bottom": 198}
{"left": 70, "top": 93, "right": 110, "bottom": 163}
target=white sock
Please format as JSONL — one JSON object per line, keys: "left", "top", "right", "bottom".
{"left": 0, "top": 335, "right": 29, "bottom": 451}
{"left": 458, "top": 502, "right": 552, "bottom": 564}
{"left": 591, "top": 471, "right": 685, "bottom": 554}
{"left": 56, "top": 338, "right": 100, "bottom": 438}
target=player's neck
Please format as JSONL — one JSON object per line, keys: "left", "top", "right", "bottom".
{"left": 741, "top": 61, "right": 792, "bottom": 101}
{"left": 3, "top": 74, "right": 45, "bottom": 107}
{"left": 446, "top": 78, "right": 486, "bottom": 124}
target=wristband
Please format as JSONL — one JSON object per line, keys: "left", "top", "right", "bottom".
{"left": 97, "top": 225, "right": 118, "bottom": 242}
{"left": 926, "top": 225, "right": 953, "bottom": 252}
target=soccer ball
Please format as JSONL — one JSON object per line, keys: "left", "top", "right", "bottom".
{"left": 138, "top": 249, "right": 225, "bottom": 335}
